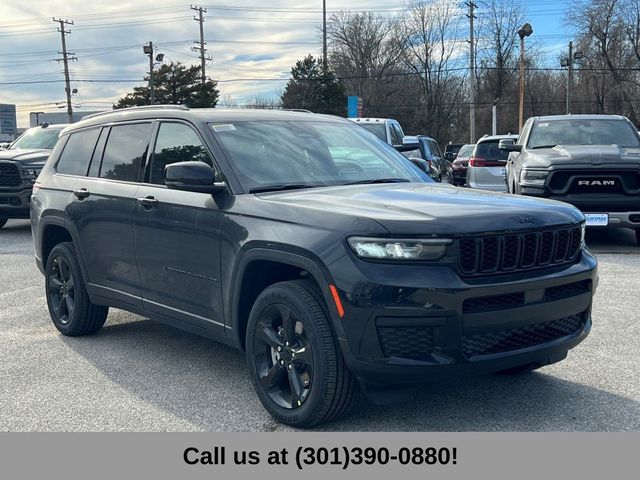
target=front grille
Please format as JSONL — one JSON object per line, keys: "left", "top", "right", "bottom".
{"left": 544, "top": 280, "right": 591, "bottom": 302}
{"left": 0, "top": 196, "right": 21, "bottom": 206}
{"left": 458, "top": 225, "right": 582, "bottom": 276}
{"left": 0, "top": 163, "right": 21, "bottom": 187}
{"left": 377, "top": 326, "right": 434, "bottom": 358}
{"left": 462, "top": 311, "right": 587, "bottom": 357}
{"left": 548, "top": 170, "right": 640, "bottom": 194}
{"left": 463, "top": 292, "right": 525, "bottom": 314}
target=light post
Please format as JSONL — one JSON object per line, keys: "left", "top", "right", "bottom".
{"left": 561, "top": 41, "right": 584, "bottom": 114}
{"left": 518, "top": 23, "right": 533, "bottom": 132}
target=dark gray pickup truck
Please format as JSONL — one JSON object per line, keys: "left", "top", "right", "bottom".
{"left": 501, "top": 114, "right": 640, "bottom": 245}
{"left": 0, "top": 123, "right": 66, "bottom": 228}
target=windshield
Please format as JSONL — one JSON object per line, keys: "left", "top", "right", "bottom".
{"left": 456, "top": 144, "right": 474, "bottom": 158}
{"left": 10, "top": 127, "right": 62, "bottom": 150}
{"left": 210, "top": 120, "right": 422, "bottom": 192}
{"left": 528, "top": 119, "right": 640, "bottom": 149}
{"left": 358, "top": 123, "right": 387, "bottom": 141}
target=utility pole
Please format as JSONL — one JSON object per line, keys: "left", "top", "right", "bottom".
{"left": 53, "top": 18, "right": 76, "bottom": 123}
{"left": 567, "top": 41, "right": 573, "bottom": 115}
{"left": 466, "top": 1, "right": 476, "bottom": 144}
{"left": 323, "top": 0, "right": 328, "bottom": 68}
{"left": 143, "top": 42, "right": 155, "bottom": 104}
{"left": 191, "top": 4, "right": 210, "bottom": 103}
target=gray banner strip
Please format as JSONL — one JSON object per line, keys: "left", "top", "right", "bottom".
{"left": 0, "top": 432, "right": 636, "bottom": 479}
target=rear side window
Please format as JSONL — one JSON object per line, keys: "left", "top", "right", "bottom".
{"left": 99, "top": 123, "right": 152, "bottom": 182}
{"left": 56, "top": 128, "right": 101, "bottom": 176}
{"left": 150, "top": 122, "right": 212, "bottom": 184}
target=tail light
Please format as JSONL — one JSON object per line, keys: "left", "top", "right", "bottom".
{"left": 469, "top": 157, "right": 505, "bottom": 167}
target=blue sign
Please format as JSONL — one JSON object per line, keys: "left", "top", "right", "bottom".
{"left": 347, "top": 96, "right": 360, "bottom": 118}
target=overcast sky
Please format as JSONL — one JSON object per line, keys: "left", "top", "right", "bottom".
{"left": 1, "top": 1, "right": 570, "bottom": 127}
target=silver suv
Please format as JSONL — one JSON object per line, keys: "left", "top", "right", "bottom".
{"left": 467, "top": 134, "right": 518, "bottom": 192}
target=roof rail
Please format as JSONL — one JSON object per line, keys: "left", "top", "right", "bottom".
{"left": 81, "top": 104, "right": 189, "bottom": 121}
{"left": 282, "top": 108, "right": 313, "bottom": 113}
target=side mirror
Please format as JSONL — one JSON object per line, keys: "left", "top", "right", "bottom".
{"left": 499, "top": 139, "right": 522, "bottom": 152}
{"left": 407, "top": 157, "right": 430, "bottom": 173}
{"left": 165, "top": 161, "right": 227, "bottom": 193}
{"left": 394, "top": 143, "right": 421, "bottom": 153}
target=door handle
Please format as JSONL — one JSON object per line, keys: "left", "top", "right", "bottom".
{"left": 137, "top": 196, "right": 159, "bottom": 209}
{"left": 73, "top": 188, "right": 90, "bottom": 200}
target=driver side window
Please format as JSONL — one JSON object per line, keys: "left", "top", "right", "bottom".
{"left": 149, "top": 122, "right": 212, "bottom": 185}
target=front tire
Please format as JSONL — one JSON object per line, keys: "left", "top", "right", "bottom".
{"left": 246, "top": 280, "right": 358, "bottom": 427}
{"left": 0, "top": 218, "right": 7, "bottom": 229}
{"left": 45, "top": 242, "right": 108, "bottom": 336}
{"left": 636, "top": 228, "right": 640, "bottom": 246}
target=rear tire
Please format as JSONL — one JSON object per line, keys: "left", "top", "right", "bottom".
{"left": 246, "top": 280, "right": 358, "bottom": 427}
{"left": 45, "top": 242, "right": 108, "bottom": 336}
{"left": 0, "top": 218, "right": 7, "bottom": 229}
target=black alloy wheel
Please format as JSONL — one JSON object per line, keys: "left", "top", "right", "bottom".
{"left": 48, "top": 256, "right": 75, "bottom": 325}
{"left": 246, "top": 280, "right": 358, "bottom": 427}
{"left": 252, "top": 304, "right": 313, "bottom": 409}
{"left": 45, "top": 242, "right": 108, "bottom": 336}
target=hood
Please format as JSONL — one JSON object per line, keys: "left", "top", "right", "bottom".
{"left": 257, "top": 183, "right": 583, "bottom": 235}
{"left": 524, "top": 144, "right": 640, "bottom": 168}
{"left": 0, "top": 148, "right": 51, "bottom": 165}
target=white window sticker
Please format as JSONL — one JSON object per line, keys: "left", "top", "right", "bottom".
{"left": 211, "top": 124, "right": 237, "bottom": 132}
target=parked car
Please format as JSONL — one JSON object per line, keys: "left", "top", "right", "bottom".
{"left": 0, "top": 123, "right": 67, "bottom": 229}
{"left": 32, "top": 106, "right": 597, "bottom": 427}
{"left": 444, "top": 142, "right": 464, "bottom": 161}
{"left": 467, "top": 134, "right": 518, "bottom": 192}
{"left": 450, "top": 143, "right": 475, "bottom": 186}
{"left": 347, "top": 117, "right": 405, "bottom": 146}
{"left": 399, "top": 135, "right": 450, "bottom": 182}
{"left": 501, "top": 114, "right": 640, "bottom": 245}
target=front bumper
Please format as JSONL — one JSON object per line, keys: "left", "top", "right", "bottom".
{"left": 0, "top": 187, "right": 33, "bottom": 219}
{"left": 519, "top": 188, "right": 640, "bottom": 229}
{"left": 329, "top": 249, "right": 598, "bottom": 385}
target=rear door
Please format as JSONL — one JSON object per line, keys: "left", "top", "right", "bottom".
{"left": 65, "top": 122, "right": 152, "bottom": 308}
{"left": 133, "top": 121, "right": 225, "bottom": 335}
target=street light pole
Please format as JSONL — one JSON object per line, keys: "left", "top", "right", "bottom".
{"left": 143, "top": 42, "right": 155, "bottom": 104}
{"left": 518, "top": 23, "right": 533, "bottom": 132}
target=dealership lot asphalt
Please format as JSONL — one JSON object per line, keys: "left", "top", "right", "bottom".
{"left": 1, "top": 219, "right": 639, "bottom": 431}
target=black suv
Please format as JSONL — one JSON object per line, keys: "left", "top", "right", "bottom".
{"left": 0, "top": 123, "right": 66, "bottom": 228}
{"left": 502, "top": 114, "right": 640, "bottom": 245}
{"left": 31, "top": 106, "right": 597, "bottom": 427}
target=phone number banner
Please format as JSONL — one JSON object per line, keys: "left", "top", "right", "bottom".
{"left": 0, "top": 432, "right": 636, "bottom": 479}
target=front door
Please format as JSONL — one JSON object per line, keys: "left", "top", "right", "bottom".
{"left": 133, "top": 121, "right": 225, "bottom": 335}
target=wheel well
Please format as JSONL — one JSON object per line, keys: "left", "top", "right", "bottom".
{"left": 42, "top": 225, "right": 73, "bottom": 266}
{"left": 236, "top": 260, "right": 322, "bottom": 349}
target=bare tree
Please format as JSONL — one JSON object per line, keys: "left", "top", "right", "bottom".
{"left": 400, "top": 0, "right": 466, "bottom": 139}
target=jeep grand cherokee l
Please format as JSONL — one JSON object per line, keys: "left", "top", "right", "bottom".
{"left": 502, "top": 114, "right": 640, "bottom": 245}
{"left": 31, "top": 106, "right": 598, "bottom": 427}
{"left": 0, "top": 123, "right": 66, "bottom": 228}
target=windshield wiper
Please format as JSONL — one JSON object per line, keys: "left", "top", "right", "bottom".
{"left": 530, "top": 144, "right": 557, "bottom": 150}
{"left": 249, "top": 183, "right": 320, "bottom": 194}
{"left": 343, "top": 178, "right": 411, "bottom": 185}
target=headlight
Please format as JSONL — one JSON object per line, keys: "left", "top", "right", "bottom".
{"left": 519, "top": 169, "right": 548, "bottom": 186}
{"left": 19, "top": 167, "right": 43, "bottom": 181}
{"left": 348, "top": 237, "right": 452, "bottom": 261}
